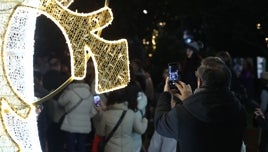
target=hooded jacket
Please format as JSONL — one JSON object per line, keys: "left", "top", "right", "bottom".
{"left": 154, "top": 88, "right": 247, "bottom": 152}
{"left": 132, "top": 92, "right": 148, "bottom": 152}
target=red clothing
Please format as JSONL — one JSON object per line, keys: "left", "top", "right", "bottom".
{"left": 92, "top": 134, "right": 103, "bottom": 152}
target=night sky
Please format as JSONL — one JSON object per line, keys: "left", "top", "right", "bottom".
{"left": 32, "top": 0, "right": 268, "bottom": 92}
{"left": 34, "top": 0, "right": 268, "bottom": 71}
{"left": 35, "top": 0, "right": 268, "bottom": 55}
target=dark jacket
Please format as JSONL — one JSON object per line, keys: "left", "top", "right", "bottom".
{"left": 154, "top": 88, "right": 247, "bottom": 152}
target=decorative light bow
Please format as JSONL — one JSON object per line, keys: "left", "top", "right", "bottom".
{"left": 0, "top": 0, "right": 129, "bottom": 151}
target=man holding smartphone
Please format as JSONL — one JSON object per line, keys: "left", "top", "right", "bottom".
{"left": 154, "top": 57, "right": 247, "bottom": 152}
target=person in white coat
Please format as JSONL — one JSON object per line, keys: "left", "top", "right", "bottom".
{"left": 58, "top": 80, "right": 97, "bottom": 152}
{"left": 126, "top": 82, "right": 148, "bottom": 152}
{"left": 98, "top": 85, "right": 148, "bottom": 152}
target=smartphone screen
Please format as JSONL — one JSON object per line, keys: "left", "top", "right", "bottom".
{"left": 168, "top": 63, "right": 179, "bottom": 89}
{"left": 93, "top": 95, "right": 101, "bottom": 107}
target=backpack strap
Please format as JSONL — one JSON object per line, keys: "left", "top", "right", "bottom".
{"left": 104, "top": 110, "right": 127, "bottom": 143}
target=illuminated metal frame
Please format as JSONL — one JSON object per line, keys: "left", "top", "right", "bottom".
{"left": 0, "top": 0, "right": 129, "bottom": 151}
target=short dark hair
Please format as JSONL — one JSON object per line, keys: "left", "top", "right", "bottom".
{"left": 106, "top": 83, "right": 141, "bottom": 109}
{"left": 196, "top": 57, "right": 231, "bottom": 90}
{"left": 125, "top": 83, "right": 141, "bottom": 111}
{"left": 215, "top": 51, "right": 232, "bottom": 68}
{"left": 106, "top": 87, "right": 127, "bottom": 106}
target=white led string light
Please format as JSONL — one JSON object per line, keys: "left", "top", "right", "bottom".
{"left": 0, "top": 0, "right": 130, "bottom": 151}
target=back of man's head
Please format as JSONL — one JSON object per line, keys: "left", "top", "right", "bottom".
{"left": 215, "top": 51, "right": 232, "bottom": 68}
{"left": 196, "top": 57, "right": 231, "bottom": 90}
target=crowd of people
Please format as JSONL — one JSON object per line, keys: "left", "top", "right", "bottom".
{"left": 33, "top": 42, "right": 268, "bottom": 152}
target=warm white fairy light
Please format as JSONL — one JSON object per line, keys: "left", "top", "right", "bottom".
{"left": 38, "top": 0, "right": 130, "bottom": 93}
{"left": 256, "top": 23, "right": 261, "bottom": 30}
{"left": 0, "top": 5, "right": 41, "bottom": 152}
{"left": 152, "top": 29, "right": 159, "bottom": 50}
{"left": 0, "top": 0, "right": 129, "bottom": 151}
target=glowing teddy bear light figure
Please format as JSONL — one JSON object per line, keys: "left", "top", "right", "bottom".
{"left": 0, "top": 0, "right": 129, "bottom": 151}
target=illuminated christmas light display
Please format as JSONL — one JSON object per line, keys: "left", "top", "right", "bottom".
{"left": 0, "top": 0, "right": 129, "bottom": 151}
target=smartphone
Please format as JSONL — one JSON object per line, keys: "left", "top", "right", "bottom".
{"left": 168, "top": 62, "right": 180, "bottom": 89}
{"left": 93, "top": 95, "right": 101, "bottom": 107}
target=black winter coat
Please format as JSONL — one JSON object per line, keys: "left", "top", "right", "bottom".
{"left": 154, "top": 88, "right": 247, "bottom": 152}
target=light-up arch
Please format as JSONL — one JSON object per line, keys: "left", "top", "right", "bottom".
{"left": 0, "top": 0, "right": 130, "bottom": 151}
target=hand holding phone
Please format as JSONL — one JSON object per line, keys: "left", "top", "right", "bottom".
{"left": 93, "top": 95, "right": 101, "bottom": 107}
